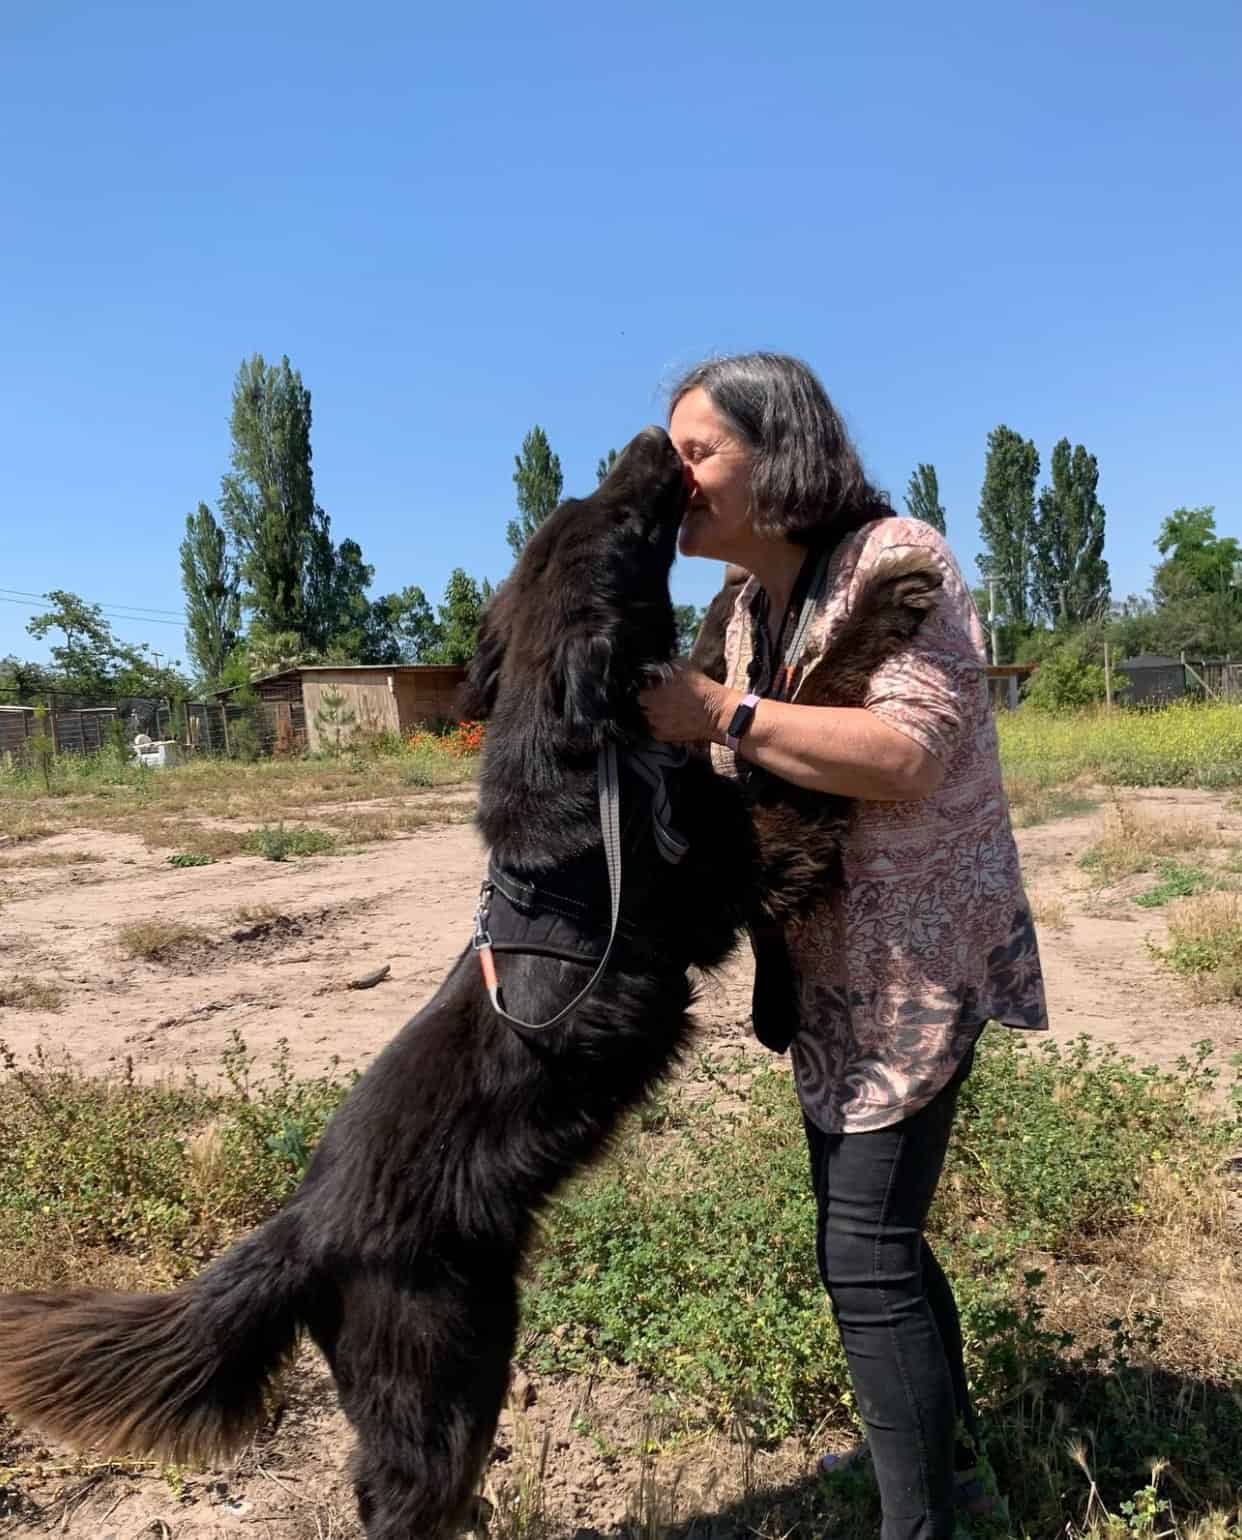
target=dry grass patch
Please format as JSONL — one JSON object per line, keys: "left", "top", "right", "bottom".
{"left": 117, "top": 917, "right": 211, "bottom": 961}
{"left": 122, "top": 817, "right": 252, "bottom": 859}
{"left": 228, "top": 902, "right": 285, "bottom": 927}
{"left": 1079, "top": 802, "right": 1216, "bottom": 884}
{"left": 0, "top": 809, "right": 59, "bottom": 843}
{"left": 0, "top": 975, "right": 67, "bottom": 1012}
{"left": 1030, "top": 891, "right": 1070, "bottom": 931}
{"left": 0, "top": 847, "right": 104, "bottom": 870}
{"left": 1160, "top": 891, "right": 1242, "bottom": 1001}
{"left": 1004, "top": 776, "right": 1098, "bottom": 829}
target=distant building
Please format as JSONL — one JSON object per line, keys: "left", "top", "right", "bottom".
{"left": 1115, "top": 654, "right": 1186, "bottom": 706}
{"left": 212, "top": 664, "right": 468, "bottom": 753}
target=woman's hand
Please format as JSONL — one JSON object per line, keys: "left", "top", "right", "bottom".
{"left": 638, "top": 662, "right": 732, "bottom": 745}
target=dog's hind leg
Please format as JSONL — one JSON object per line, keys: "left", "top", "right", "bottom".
{"left": 330, "top": 1265, "right": 516, "bottom": 1540}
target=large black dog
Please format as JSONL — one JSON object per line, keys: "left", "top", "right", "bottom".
{"left": 0, "top": 427, "right": 941, "bottom": 1538}
{"left": 0, "top": 429, "right": 754, "bottom": 1539}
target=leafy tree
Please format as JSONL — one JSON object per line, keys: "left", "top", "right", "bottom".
{"left": 1154, "top": 507, "right": 1241, "bottom": 603}
{"left": 507, "top": 426, "right": 563, "bottom": 558}
{"left": 977, "top": 426, "right": 1039, "bottom": 628}
{"left": 0, "top": 655, "right": 57, "bottom": 705}
{"left": 239, "top": 625, "right": 312, "bottom": 678}
{"left": 424, "top": 569, "right": 487, "bottom": 665}
{"left": 1031, "top": 439, "right": 1110, "bottom": 625}
{"left": 25, "top": 591, "right": 186, "bottom": 702}
{"left": 596, "top": 448, "right": 619, "bottom": 485}
{"left": 316, "top": 538, "right": 376, "bottom": 661}
{"left": 903, "top": 463, "right": 946, "bottom": 535}
{"left": 219, "top": 354, "right": 319, "bottom": 639}
{"left": 366, "top": 586, "right": 440, "bottom": 664}
{"left": 674, "top": 604, "right": 705, "bottom": 654}
{"left": 180, "top": 502, "right": 241, "bottom": 686}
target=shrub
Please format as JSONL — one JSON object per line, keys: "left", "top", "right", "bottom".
{"left": 243, "top": 823, "right": 336, "bottom": 861}
{"left": 1022, "top": 642, "right": 1113, "bottom": 711}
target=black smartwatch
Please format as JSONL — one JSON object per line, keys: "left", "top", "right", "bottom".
{"left": 723, "top": 692, "right": 761, "bottom": 752}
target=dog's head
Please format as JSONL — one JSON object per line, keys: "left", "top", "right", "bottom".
{"left": 462, "top": 426, "right": 687, "bottom": 748}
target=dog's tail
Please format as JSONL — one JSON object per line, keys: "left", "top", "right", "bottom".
{"left": 0, "top": 1213, "right": 310, "bottom": 1464}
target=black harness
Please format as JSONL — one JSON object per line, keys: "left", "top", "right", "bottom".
{"left": 471, "top": 741, "right": 688, "bottom": 1035}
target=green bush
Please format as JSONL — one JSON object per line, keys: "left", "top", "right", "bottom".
{"left": 243, "top": 823, "right": 336, "bottom": 861}
{"left": 1022, "top": 641, "right": 1114, "bottom": 711}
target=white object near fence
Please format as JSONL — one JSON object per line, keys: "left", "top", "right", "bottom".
{"left": 132, "top": 734, "right": 183, "bottom": 770}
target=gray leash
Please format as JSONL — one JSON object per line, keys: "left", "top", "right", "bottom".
{"left": 472, "top": 740, "right": 686, "bottom": 1034}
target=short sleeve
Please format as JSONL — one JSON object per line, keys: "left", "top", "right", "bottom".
{"left": 863, "top": 609, "right": 984, "bottom": 765}
{"left": 848, "top": 524, "right": 988, "bottom": 767}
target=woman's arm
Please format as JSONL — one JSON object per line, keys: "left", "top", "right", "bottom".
{"left": 638, "top": 666, "right": 945, "bottom": 802}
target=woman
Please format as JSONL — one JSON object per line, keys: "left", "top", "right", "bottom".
{"left": 639, "top": 354, "right": 1047, "bottom": 1540}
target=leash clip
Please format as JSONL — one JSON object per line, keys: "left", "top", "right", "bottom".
{"left": 472, "top": 880, "right": 495, "bottom": 952}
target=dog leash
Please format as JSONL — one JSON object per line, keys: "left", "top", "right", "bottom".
{"left": 471, "top": 741, "right": 686, "bottom": 1033}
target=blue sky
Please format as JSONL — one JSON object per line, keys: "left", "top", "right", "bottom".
{"left": 2, "top": 0, "right": 1239, "bottom": 669}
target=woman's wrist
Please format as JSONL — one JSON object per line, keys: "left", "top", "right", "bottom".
{"left": 708, "top": 686, "right": 745, "bottom": 746}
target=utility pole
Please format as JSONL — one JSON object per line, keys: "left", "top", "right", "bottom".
{"left": 984, "top": 577, "right": 1001, "bottom": 667}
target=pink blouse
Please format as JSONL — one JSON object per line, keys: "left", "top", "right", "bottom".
{"left": 710, "top": 517, "right": 1048, "bottom": 1133}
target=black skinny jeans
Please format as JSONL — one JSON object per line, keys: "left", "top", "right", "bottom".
{"left": 804, "top": 1050, "right": 978, "bottom": 1540}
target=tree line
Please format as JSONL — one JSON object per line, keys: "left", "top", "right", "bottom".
{"left": 3, "top": 359, "right": 1236, "bottom": 711}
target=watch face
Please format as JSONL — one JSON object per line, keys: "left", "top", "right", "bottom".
{"left": 727, "top": 701, "right": 755, "bottom": 741}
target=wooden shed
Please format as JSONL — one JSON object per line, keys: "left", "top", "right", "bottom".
{"left": 214, "top": 665, "right": 469, "bottom": 753}
{"left": 1116, "top": 654, "right": 1186, "bottom": 706}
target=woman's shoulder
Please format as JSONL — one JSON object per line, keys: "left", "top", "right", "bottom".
{"left": 844, "top": 515, "right": 958, "bottom": 575}
{"left": 832, "top": 517, "right": 985, "bottom": 655}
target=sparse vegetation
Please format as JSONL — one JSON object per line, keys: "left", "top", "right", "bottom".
{"left": 117, "top": 918, "right": 210, "bottom": 960}
{"left": 0, "top": 848, "right": 104, "bottom": 870}
{"left": 243, "top": 823, "right": 337, "bottom": 861}
{"left": 1159, "top": 892, "right": 1242, "bottom": 1000}
{"left": 1079, "top": 803, "right": 1214, "bottom": 884}
{"left": 1134, "top": 861, "right": 1214, "bottom": 908}
{"left": 0, "top": 976, "right": 67, "bottom": 1012}
{"left": 0, "top": 1032, "right": 1237, "bottom": 1538}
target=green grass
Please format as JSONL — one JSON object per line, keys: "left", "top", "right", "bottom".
{"left": 0, "top": 1034, "right": 351, "bottom": 1275}
{"left": 0, "top": 1033, "right": 1239, "bottom": 1536}
{"left": 997, "top": 701, "right": 1242, "bottom": 790}
{"left": 1134, "top": 861, "right": 1214, "bottom": 907}
{"left": 242, "top": 823, "right": 337, "bottom": 861}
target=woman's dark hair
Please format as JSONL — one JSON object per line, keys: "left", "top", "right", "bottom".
{"left": 668, "top": 352, "right": 890, "bottom": 546}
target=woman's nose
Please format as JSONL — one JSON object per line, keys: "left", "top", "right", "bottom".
{"left": 681, "top": 460, "right": 698, "bottom": 499}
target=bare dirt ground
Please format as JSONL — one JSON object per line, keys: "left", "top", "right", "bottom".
{"left": 1, "top": 785, "right": 1239, "bottom": 1538}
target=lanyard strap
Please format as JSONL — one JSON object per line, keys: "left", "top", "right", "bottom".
{"left": 759, "top": 545, "right": 834, "bottom": 702}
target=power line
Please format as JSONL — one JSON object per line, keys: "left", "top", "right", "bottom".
{"left": 0, "top": 595, "right": 186, "bottom": 628}
{"left": 0, "top": 587, "right": 185, "bottom": 619}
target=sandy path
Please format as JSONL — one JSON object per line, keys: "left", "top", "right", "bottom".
{"left": 2, "top": 786, "right": 1239, "bottom": 1083}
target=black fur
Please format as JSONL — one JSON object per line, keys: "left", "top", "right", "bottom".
{"left": 0, "top": 427, "right": 754, "bottom": 1540}
{"left": 0, "top": 434, "right": 943, "bottom": 1538}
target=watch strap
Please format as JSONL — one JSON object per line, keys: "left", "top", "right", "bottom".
{"left": 724, "top": 691, "right": 762, "bottom": 753}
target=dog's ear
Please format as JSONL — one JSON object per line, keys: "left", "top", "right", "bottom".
{"left": 457, "top": 600, "right": 507, "bottom": 721}
{"left": 550, "top": 627, "right": 617, "bottom": 743}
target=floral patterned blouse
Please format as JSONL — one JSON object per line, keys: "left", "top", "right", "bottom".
{"left": 710, "top": 517, "right": 1048, "bottom": 1134}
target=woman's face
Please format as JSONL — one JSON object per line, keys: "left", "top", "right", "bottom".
{"left": 669, "top": 388, "right": 755, "bottom": 561}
